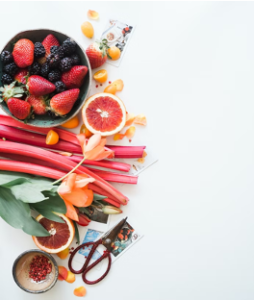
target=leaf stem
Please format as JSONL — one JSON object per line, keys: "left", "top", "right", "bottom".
{"left": 52, "top": 156, "right": 86, "bottom": 185}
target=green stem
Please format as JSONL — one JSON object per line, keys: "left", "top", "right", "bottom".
{"left": 52, "top": 156, "right": 86, "bottom": 185}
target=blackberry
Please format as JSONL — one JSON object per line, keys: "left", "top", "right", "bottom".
{"left": 4, "top": 62, "right": 18, "bottom": 76}
{"left": 34, "top": 42, "right": 46, "bottom": 58}
{"left": 57, "top": 46, "right": 65, "bottom": 59}
{"left": 48, "top": 69, "right": 61, "bottom": 82}
{"left": 1, "top": 73, "right": 13, "bottom": 85}
{"left": 70, "top": 53, "right": 80, "bottom": 66}
{"left": 40, "top": 63, "right": 50, "bottom": 78}
{"left": 28, "top": 62, "right": 41, "bottom": 75}
{"left": 1, "top": 51, "right": 13, "bottom": 65}
{"left": 59, "top": 57, "right": 72, "bottom": 72}
{"left": 47, "top": 53, "right": 60, "bottom": 69}
{"left": 62, "top": 38, "right": 76, "bottom": 55}
{"left": 54, "top": 81, "right": 66, "bottom": 93}
{"left": 50, "top": 45, "right": 59, "bottom": 54}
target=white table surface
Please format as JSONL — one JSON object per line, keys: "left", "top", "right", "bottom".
{"left": 1, "top": 1, "right": 254, "bottom": 299}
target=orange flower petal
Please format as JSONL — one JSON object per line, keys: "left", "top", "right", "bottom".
{"left": 85, "top": 145, "right": 105, "bottom": 160}
{"left": 112, "top": 79, "right": 124, "bottom": 91}
{"left": 134, "top": 114, "right": 147, "bottom": 126}
{"left": 125, "top": 126, "right": 136, "bottom": 142}
{"left": 76, "top": 134, "right": 87, "bottom": 154}
{"left": 87, "top": 9, "right": 99, "bottom": 20}
{"left": 125, "top": 113, "right": 135, "bottom": 127}
{"left": 113, "top": 133, "right": 125, "bottom": 141}
{"left": 85, "top": 133, "right": 101, "bottom": 152}
{"left": 62, "top": 199, "right": 79, "bottom": 222}
{"left": 60, "top": 188, "right": 93, "bottom": 207}
{"left": 75, "top": 177, "right": 95, "bottom": 188}
{"left": 74, "top": 286, "right": 87, "bottom": 297}
{"left": 94, "top": 150, "right": 114, "bottom": 161}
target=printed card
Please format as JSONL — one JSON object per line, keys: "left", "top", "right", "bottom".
{"left": 101, "top": 19, "right": 135, "bottom": 67}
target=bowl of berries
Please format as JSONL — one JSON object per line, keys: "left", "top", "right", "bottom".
{"left": 0, "top": 29, "right": 91, "bottom": 127}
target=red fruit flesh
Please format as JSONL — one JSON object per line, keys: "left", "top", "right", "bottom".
{"left": 7, "top": 98, "right": 31, "bottom": 120}
{"left": 61, "top": 66, "right": 88, "bottom": 89}
{"left": 27, "top": 75, "right": 55, "bottom": 96}
{"left": 14, "top": 69, "right": 28, "bottom": 84}
{"left": 42, "top": 34, "right": 60, "bottom": 57}
{"left": 50, "top": 89, "right": 80, "bottom": 116}
{"left": 86, "top": 43, "right": 107, "bottom": 69}
{"left": 27, "top": 95, "right": 47, "bottom": 115}
{"left": 13, "top": 39, "right": 34, "bottom": 68}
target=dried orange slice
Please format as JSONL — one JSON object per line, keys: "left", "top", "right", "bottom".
{"left": 82, "top": 93, "right": 126, "bottom": 136}
{"left": 32, "top": 213, "right": 75, "bottom": 254}
{"left": 112, "top": 79, "right": 124, "bottom": 91}
{"left": 93, "top": 69, "right": 108, "bottom": 83}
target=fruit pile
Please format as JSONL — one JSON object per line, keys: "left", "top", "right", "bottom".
{"left": 0, "top": 34, "right": 88, "bottom": 120}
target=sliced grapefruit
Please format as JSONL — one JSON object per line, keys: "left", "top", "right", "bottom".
{"left": 32, "top": 213, "right": 75, "bottom": 254}
{"left": 82, "top": 92, "right": 126, "bottom": 136}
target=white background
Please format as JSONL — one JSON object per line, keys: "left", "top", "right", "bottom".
{"left": 1, "top": 1, "right": 254, "bottom": 300}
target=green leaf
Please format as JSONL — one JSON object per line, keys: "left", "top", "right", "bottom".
{"left": 73, "top": 221, "right": 80, "bottom": 244}
{"left": 0, "top": 171, "right": 56, "bottom": 203}
{"left": 78, "top": 207, "right": 90, "bottom": 215}
{"left": 0, "top": 187, "right": 50, "bottom": 237}
{"left": 30, "top": 192, "right": 66, "bottom": 223}
{"left": 93, "top": 193, "right": 107, "bottom": 201}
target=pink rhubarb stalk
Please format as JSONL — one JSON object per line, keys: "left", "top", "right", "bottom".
{"left": 0, "top": 140, "right": 128, "bottom": 204}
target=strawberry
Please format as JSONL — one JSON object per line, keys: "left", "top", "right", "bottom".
{"left": 50, "top": 89, "right": 80, "bottom": 116}
{"left": 27, "top": 75, "right": 55, "bottom": 96}
{"left": 27, "top": 95, "right": 47, "bottom": 115}
{"left": 86, "top": 39, "right": 110, "bottom": 69}
{"left": 42, "top": 34, "right": 60, "bottom": 57}
{"left": 61, "top": 66, "right": 88, "bottom": 89}
{"left": 13, "top": 39, "right": 34, "bottom": 68}
{"left": 7, "top": 98, "right": 31, "bottom": 120}
{"left": 14, "top": 69, "right": 28, "bottom": 84}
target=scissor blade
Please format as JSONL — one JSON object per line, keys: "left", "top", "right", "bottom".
{"left": 101, "top": 217, "right": 127, "bottom": 251}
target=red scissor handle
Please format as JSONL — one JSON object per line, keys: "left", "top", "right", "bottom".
{"left": 68, "top": 239, "right": 112, "bottom": 285}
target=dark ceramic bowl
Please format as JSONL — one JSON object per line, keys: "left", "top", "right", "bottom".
{"left": 0, "top": 29, "right": 92, "bottom": 127}
{"left": 12, "top": 249, "right": 58, "bottom": 294}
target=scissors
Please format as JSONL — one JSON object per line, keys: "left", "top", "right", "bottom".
{"left": 68, "top": 217, "right": 127, "bottom": 285}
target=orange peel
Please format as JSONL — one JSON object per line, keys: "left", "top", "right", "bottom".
{"left": 57, "top": 248, "right": 69, "bottom": 260}
{"left": 134, "top": 114, "right": 147, "bottom": 126}
{"left": 74, "top": 286, "right": 87, "bottom": 297}
{"left": 125, "top": 113, "right": 135, "bottom": 126}
{"left": 87, "top": 9, "right": 99, "bottom": 20}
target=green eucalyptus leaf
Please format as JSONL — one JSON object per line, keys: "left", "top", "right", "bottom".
{"left": 0, "top": 171, "right": 56, "bottom": 203}
{"left": 0, "top": 187, "right": 50, "bottom": 237}
{"left": 93, "top": 193, "right": 107, "bottom": 201}
{"left": 73, "top": 221, "right": 80, "bottom": 244}
{"left": 30, "top": 192, "right": 66, "bottom": 223}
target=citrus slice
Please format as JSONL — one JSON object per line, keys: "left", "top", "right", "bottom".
{"left": 32, "top": 213, "right": 75, "bottom": 254}
{"left": 82, "top": 93, "right": 126, "bottom": 136}
{"left": 93, "top": 69, "right": 108, "bottom": 83}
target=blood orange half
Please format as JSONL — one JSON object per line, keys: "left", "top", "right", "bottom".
{"left": 32, "top": 213, "right": 75, "bottom": 254}
{"left": 82, "top": 93, "right": 126, "bottom": 136}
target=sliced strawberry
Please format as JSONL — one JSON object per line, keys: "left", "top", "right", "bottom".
{"left": 61, "top": 66, "right": 88, "bottom": 89}
{"left": 50, "top": 89, "right": 80, "bottom": 116}
{"left": 86, "top": 40, "right": 109, "bottom": 69}
{"left": 14, "top": 69, "right": 28, "bottom": 84}
{"left": 7, "top": 98, "right": 31, "bottom": 120}
{"left": 42, "top": 34, "right": 60, "bottom": 57}
{"left": 27, "top": 95, "right": 47, "bottom": 115}
{"left": 27, "top": 75, "right": 55, "bottom": 96}
{"left": 13, "top": 39, "right": 34, "bottom": 68}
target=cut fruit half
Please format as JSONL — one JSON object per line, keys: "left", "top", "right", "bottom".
{"left": 82, "top": 92, "right": 126, "bottom": 136}
{"left": 32, "top": 213, "right": 75, "bottom": 254}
